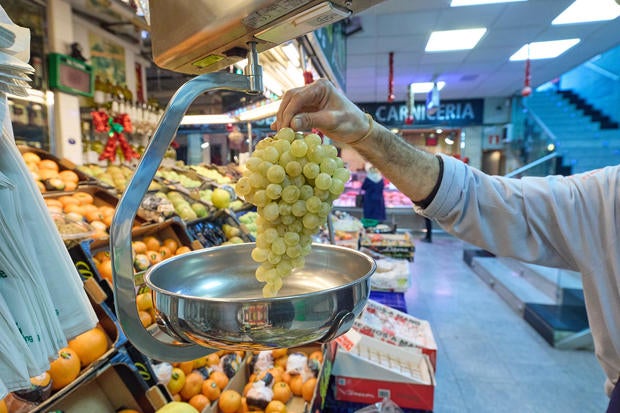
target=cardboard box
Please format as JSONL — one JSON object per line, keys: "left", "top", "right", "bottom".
{"left": 43, "top": 363, "right": 158, "bottom": 413}
{"left": 354, "top": 300, "right": 437, "bottom": 369}
{"left": 332, "top": 333, "right": 435, "bottom": 411}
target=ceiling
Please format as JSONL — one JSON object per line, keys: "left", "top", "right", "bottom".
{"left": 343, "top": 0, "right": 620, "bottom": 103}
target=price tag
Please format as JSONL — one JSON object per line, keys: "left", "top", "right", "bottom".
{"left": 335, "top": 328, "right": 361, "bottom": 352}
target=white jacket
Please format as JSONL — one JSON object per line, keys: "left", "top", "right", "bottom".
{"left": 416, "top": 154, "right": 620, "bottom": 395}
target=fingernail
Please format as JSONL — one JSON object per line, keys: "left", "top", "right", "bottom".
{"left": 270, "top": 121, "right": 276, "bottom": 130}
{"left": 292, "top": 116, "right": 302, "bottom": 130}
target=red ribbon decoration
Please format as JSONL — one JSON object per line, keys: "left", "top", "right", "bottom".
{"left": 388, "top": 52, "right": 395, "bottom": 102}
{"left": 91, "top": 110, "right": 110, "bottom": 133}
{"left": 117, "top": 113, "right": 133, "bottom": 133}
{"left": 303, "top": 71, "right": 314, "bottom": 85}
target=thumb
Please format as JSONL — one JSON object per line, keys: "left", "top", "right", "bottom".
{"left": 292, "top": 113, "right": 321, "bottom": 132}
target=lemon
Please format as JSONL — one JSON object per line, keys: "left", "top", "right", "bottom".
{"left": 212, "top": 188, "right": 231, "bottom": 209}
{"left": 156, "top": 401, "right": 199, "bottom": 413}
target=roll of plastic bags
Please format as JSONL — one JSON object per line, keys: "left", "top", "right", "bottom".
{"left": 0, "top": 104, "right": 97, "bottom": 340}
{"left": 0, "top": 293, "right": 31, "bottom": 394}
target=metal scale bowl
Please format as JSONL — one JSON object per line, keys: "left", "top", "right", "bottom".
{"left": 109, "top": 42, "right": 376, "bottom": 361}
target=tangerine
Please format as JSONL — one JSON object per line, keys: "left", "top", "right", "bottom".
{"left": 301, "top": 377, "right": 317, "bottom": 402}
{"left": 0, "top": 399, "right": 6, "bottom": 413}
{"left": 49, "top": 347, "right": 81, "bottom": 390}
{"left": 271, "top": 348, "right": 288, "bottom": 359}
{"left": 146, "top": 250, "right": 163, "bottom": 265}
{"left": 180, "top": 371, "right": 204, "bottom": 400}
{"left": 133, "top": 241, "right": 148, "bottom": 254}
{"left": 289, "top": 375, "right": 303, "bottom": 396}
{"left": 163, "top": 238, "right": 179, "bottom": 252}
{"left": 193, "top": 356, "right": 207, "bottom": 369}
{"left": 205, "top": 353, "right": 220, "bottom": 367}
{"left": 210, "top": 370, "right": 229, "bottom": 390}
{"left": 265, "top": 400, "right": 287, "bottom": 413}
{"left": 176, "top": 246, "right": 192, "bottom": 255}
{"left": 58, "top": 170, "right": 79, "bottom": 184}
{"left": 68, "top": 327, "right": 109, "bottom": 367}
{"left": 272, "top": 381, "right": 292, "bottom": 404}
{"left": 178, "top": 361, "right": 194, "bottom": 375}
{"left": 308, "top": 350, "right": 323, "bottom": 363}
{"left": 218, "top": 390, "right": 242, "bottom": 413}
{"left": 274, "top": 356, "right": 288, "bottom": 370}
{"left": 97, "top": 259, "right": 114, "bottom": 284}
{"left": 144, "top": 236, "right": 161, "bottom": 251}
{"left": 201, "top": 378, "right": 221, "bottom": 401}
{"left": 188, "top": 393, "right": 210, "bottom": 411}
{"left": 159, "top": 246, "right": 173, "bottom": 260}
{"left": 138, "top": 310, "right": 153, "bottom": 327}
{"left": 73, "top": 192, "right": 94, "bottom": 204}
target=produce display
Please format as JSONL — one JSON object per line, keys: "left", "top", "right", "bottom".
{"left": 235, "top": 128, "right": 349, "bottom": 297}
{"left": 238, "top": 211, "right": 258, "bottom": 238}
{"left": 44, "top": 192, "right": 115, "bottom": 240}
{"left": 190, "top": 165, "right": 233, "bottom": 185}
{"left": 156, "top": 168, "right": 203, "bottom": 188}
{"left": 78, "top": 164, "right": 162, "bottom": 193}
{"left": 155, "top": 191, "right": 210, "bottom": 221}
{"left": 22, "top": 151, "right": 82, "bottom": 192}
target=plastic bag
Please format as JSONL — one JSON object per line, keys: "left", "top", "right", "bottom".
{"left": 354, "top": 398, "right": 404, "bottom": 413}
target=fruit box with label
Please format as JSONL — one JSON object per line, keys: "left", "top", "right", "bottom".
{"left": 204, "top": 343, "right": 335, "bottom": 413}
{"left": 43, "top": 362, "right": 159, "bottom": 413}
{"left": 354, "top": 299, "right": 437, "bottom": 369}
{"left": 332, "top": 332, "right": 435, "bottom": 411}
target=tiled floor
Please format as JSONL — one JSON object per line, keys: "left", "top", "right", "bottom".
{"left": 404, "top": 233, "right": 608, "bottom": 413}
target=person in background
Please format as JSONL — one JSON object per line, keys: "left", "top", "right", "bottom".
{"left": 271, "top": 78, "right": 620, "bottom": 412}
{"left": 361, "top": 163, "right": 386, "bottom": 222}
{"left": 422, "top": 217, "right": 433, "bottom": 243}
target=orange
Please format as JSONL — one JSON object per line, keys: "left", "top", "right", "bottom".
{"left": 45, "top": 199, "right": 63, "bottom": 209}
{"left": 210, "top": 370, "right": 229, "bottom": 390}
{"left": 189, "top": 393, "right": 210, "bottom": 411}
{"left": 280, "top": 372, "right": 291, "bottom": 384}
{"left": 176, "top": 246, "right": 192, "bottom": 255}
{"left": 103, "top": 214, "right": 114, "bottom": 228}
{"left": 272, "top": 381, "right": 292, "bottom": 404}
{"left": 85, "top": 209, "right": 104, "bottom": 223}
{"left": 133, "top": 241, "right": 148, "bottom": 254}
{"left": 64, "top": 181, "right": 78, "bottom": 191}
{"left": 205, "top": 353, "right": 220, "bottom": 367}
{"left": 202, "top": 378, "right": 221, "bottom": 401}
{"left": 167, "top": 368, "right": 186, "bottom": 395}
{"left": 271, "top": 348, "right": 288, "bottom": 359}
{"left": 265, "top": 400, "right": 287, "bottom": 413}
{"left": 117, "top": 410, "right": 141, "bottom": 413}
{"left": 39, "top": 159, "right": 59, "bottom": 171}
{"left": 178, "top": 361, "right": 194, "bottom": 376}
{"left": 99, "top": 206, "right": 116, "bottom": 217}
{"left": 73, "top": 191, "right": 94, "bottom": 204}
{"left": 180, "top": 371, "right": 204, "bottom": 401}
{"left": 274, "top": 356, "right": 287, "bottom": 370}
{"left": 139, "top": 310, "right": 153, "bottom": 327}
{"left": 193, "top": 356, "right": 207, "bottom": 369}
{"left": 59, "top": 170, "right": 79, "bottom": 183}
{"left": 268, "top": 366, "right": 284, "bottom": 383}
{"left": 63, "top": 203, "right": 84, "bottom": 215}
{"left": 301, "top": 377, "right": 317, "bottom": 402}
{"left": 163, "top": 238, "right": 179, "bottom": 253}
{"left": 49, "top": 347, "right": 81, "bottom": 390}
{"left": 146, "top": 250, "right": 163, "bottom": 265}
{"left": 240, "top": 397, "right": 249, "bottom": 413}
{"left": 58, "top": 195, "right": 79, "bottom": 207}
{"left": 289, "top": 375, "right": 303, "bottom": 396}
{"left": 94, "top": 250, "right": 110, "bottom": 262}
{"left": 159, "top": 246, "right": 173, "bottom": 260}
{"left": 81, "top": 203, "right": 98, "bottom": 214}
{"left": 308, "top": 350, "right": 323, "bottom": 363}
{"left": 144, "top": 236, "right": 161, "bottom": 251}
{"left": 0, "top": 398, "right": 7, "bottom": 413}
{"left": 242, "top": 381, "right": 253, "bottom": 397}
{"left": 97, "top": 259, "right": 114, "bottom": 284}
{"left": 31, "top": 371, "right": 51, "bottom": 387}
{"left": 172, "top": 393, "right": 182, "bottom": 402}
{"left": 68, "top": 327, "right": 109, "bottom": 367}
{"left": 218, "top": 390, "right": 242, "bottom": 413}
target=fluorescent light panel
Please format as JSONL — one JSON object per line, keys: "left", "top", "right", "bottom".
{"left": 238, "top": 100, "right": 282, "bottom": 122}
{"left": 451, "top": 0, "right": 526, "bottom": 6}
{"left": 180, "top": 114, "right": 235, "bottom": 125}
{"left": 425, "top": 28, "right": 487, "bottom": 52}
{"left": 552, "top": 0, "right": 620, "bottom": 25}
{"left": 509, "top": 39, "right": 581, "bottom": 61}
{"left": 409, "top": 81, "right": 446, "bottom": 94}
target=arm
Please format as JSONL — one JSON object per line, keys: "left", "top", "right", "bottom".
{"left": 272, "top": 79, "right": 439, "bottom": 204}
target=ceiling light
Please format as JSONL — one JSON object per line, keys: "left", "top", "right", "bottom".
{"left": 425, "top": 28, "right": 487, "bottom": 52}
{"left": 436, "top": 128, "right": 443, "bottom": 134}
{"left": 509, "top": 39, "right": 581, "bottom": 60}
{"left": 445, "top": 137, "right": 454, "bottom": 145}
{"left": 451, "top": 0, "right": 526, "bottom": 6}
{"left": 237, "top": 100, "right": 282, "bottom": 122}
{"left": 201, "top": 142, "right": 210, "bottom": 149}
{"left": 552, "top": 0, "right": 620, "bottom": 25}
{"left": 180, "top": 114, "right": 236, "bottom": 125}
{"left": 281, "top": 42, "right": 301, "bottom": 67}
{"left": 409, "top": 81, "right": 446, "bottom": 94}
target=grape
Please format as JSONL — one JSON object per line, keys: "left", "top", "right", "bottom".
{"left": 306, "top": 196, "right": 321, "bottom": 214}
{"left": 285, "top": 161, "right": 302, "bottom": 177}
{"left": 290, "top": 139, "right": 308, "bottom": 157}
{"left": 276, "top": 127, "right": 295, "bottom": 142}
{"left": 267, "top": 165, "right": 286, "bottom": 183}
{"left": 315, "top": 173, "right": 332, "bottom": 190}
{"left": 281, "top": 185, "right": 300, "bottom": 203}
{"left": 303, "top": 163, "right": 320, "bottom": 179}
{"left": 234, "top": 130, "right": 350, "bottom": 297}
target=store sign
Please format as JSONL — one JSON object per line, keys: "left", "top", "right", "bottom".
{"left": 357, "top": 99, "right": 484, "bottom": 127}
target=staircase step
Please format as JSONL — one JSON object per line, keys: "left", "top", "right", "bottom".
{"left": 469, "top": 256, "right": 554, "bottom": 315}
{"left": 497, "top": 258, "right": 560, "bottom": 301}
{"left": 523, "top": 303, "right": 589, "bottom": 347}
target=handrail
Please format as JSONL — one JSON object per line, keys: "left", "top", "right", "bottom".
{"left": 522, "top": 97, "right": 559, "bottom": 142}
{"left": 505, "top": 152, "right": 559, "bottom": 178}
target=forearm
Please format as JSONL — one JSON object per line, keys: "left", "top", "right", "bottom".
{"left": 350, "top": 120, "right": 440, "bottom": 203}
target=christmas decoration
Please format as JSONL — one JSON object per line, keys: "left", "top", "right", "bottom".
{"left": 92, "top": 110, "right": 140, "bottom": 162}
{"left": 388, "top": 52, "right": 395, "bottom": 102}
{"left": 405, "top": 83, "right": 414, "bottom": 125}
{"left": 521, "top": 46, "right": 532, "bottom": 97}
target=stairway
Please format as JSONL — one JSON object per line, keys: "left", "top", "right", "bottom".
{"left": 463, "top": 249, "right": 592, "bottom": 350}
{"left": 525, "top": 89, "right": 620, "bottom": 174}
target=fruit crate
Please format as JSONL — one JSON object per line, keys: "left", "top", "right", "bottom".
{"left": 186, "top": 209, "right": 255, "bottom": 248}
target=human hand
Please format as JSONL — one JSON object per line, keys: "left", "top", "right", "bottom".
{"left": 271, "top": 79, "right": 372, "bottom": 145}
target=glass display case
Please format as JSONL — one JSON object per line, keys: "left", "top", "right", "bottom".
{"left": 334, "top": 171, "right": 414, "bottom": 209}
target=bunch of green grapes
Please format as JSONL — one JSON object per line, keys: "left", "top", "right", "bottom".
{"left": 235, "top": 128, "right": 350, "bottom": 297}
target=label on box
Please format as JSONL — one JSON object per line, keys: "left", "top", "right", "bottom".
{"left": 335, "top": 329, "right": 362, "bottom": 352}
